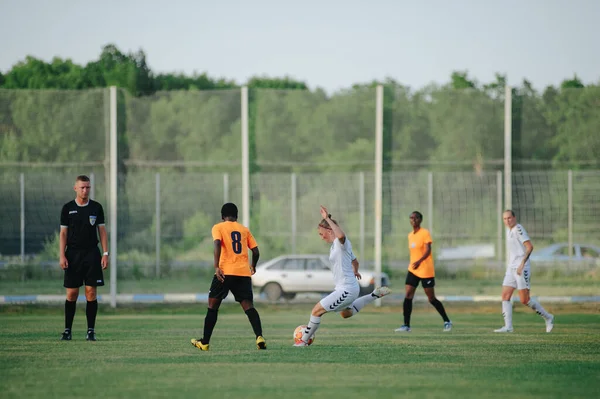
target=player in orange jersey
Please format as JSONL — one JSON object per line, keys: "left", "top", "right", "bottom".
{"left": 394, "top": 211, "right": 452, "bottom": 333}
{"left": 191, "top": 203, "right": 266, "bottom": 351}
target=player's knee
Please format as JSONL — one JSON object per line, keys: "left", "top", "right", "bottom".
{"left": 340, "top": 309, "right": 352, "bottom": 318}
{"left": 85, "top": 292, "right": 97, "bottom": 301}
{"left": 66, "top": 290, "right": 78, "bottom": 301}
{"left": 428, "top": 296, "right": 437, "bottom": 304}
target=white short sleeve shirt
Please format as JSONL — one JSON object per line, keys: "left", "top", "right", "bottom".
{"left": 507, "top": 224, "right": 531, "bottom": 268}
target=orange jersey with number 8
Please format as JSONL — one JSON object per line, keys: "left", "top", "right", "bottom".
{"left": 211, "top": 221, "right": 258, "bottom": 276}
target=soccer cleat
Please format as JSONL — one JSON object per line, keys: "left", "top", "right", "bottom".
{"left": 545, "top": 315, "right": 555, "bottom": 333}
{"left": 191, "top": 338, "right": 209, "bottom": 351}
{"left": 60, "top": 330, "right": 72, "bottom": 341}
{"left": 293, "top": 340, "right": 309, "bottom": 347}
{"left": 86, "top": 330, "right": 96, "bottom": 341}
{"left": 443, "top": 321, "right": 453, "bottom": 332}
{"left": 394, "top": 325, "right": 411, "bottom": 332}
{"left": 493, "top": 326, "right": 514, "bottom": 333}
{"left": 372, "top": 286, "right": 392, "bottom": 298}
{"left": 256, "top": 336, "right": 267, "bottom": 350}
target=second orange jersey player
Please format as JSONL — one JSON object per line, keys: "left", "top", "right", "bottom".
{"left": 395, "top": 211, "right": 452, "bottom": 333}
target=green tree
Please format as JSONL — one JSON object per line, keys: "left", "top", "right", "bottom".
{"left": 548, "top": 85, "right": 600, "bottom": 168}
{"left": 450, "top": 71, "right": 477, "bottom": 90}
{"left": 512, "top": 79, "right": 558, "bottom": 169}
{"left": 560, "top": 75, "right": 585, "bottom": 89}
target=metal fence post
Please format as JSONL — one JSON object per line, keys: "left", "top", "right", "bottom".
{"left": 359, "top": 171, "right": 365, "bottom": 264}
{"left": 568, "top": 170, "right": 573, "bottom": 259}
{"left": 223, "top": 173, "right": 229, "bottom": 204}
{"left": 497, "top": 171, "right": 503, "bottom": 264}
{"left": 20, "top": 173, "right": 25, "bottom": 264}
{"left": 90, "top": 172, "right": 95, "bottom": 200}
{"left": 374, "top": 85, "right": 383, "bottom": 305}
{"left": 504, "top": 85, "right": 512, "bottom": 266}
{"left": 155, "top": 172, "right": 161, "bottom": 278}
{"left": 241, "top": 86, "right": 250, "bottom": 228}
{"left": 428, "top": 172, "right": 433, "bottom": 233}
{"left": 109, "top": 86, "right": 118, "bottom": 308}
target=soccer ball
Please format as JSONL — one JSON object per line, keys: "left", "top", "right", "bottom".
{"left": 294, "top": 325, "right": 314, "bottom": 345}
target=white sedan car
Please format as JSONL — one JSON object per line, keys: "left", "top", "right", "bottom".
{"left": 252, "top": 254, "right": 390, "bottom": 301}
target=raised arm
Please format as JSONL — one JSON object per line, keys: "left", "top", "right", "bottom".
{"left": 320, "top": 205, "right": 346, "bottom": 244}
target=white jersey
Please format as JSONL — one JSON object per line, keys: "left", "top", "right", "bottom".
{"left": 506, "top": 223, "right": 531, "bottom": 269}
{"left": 329, "top": 237, "right": 359, "bottom": 290}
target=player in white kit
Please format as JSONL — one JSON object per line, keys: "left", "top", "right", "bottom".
{"left": 494, "top": 210, "right": 554, "bottom": 333}
{"left": 294, "top": 206, "right": 391, "bottom": 346}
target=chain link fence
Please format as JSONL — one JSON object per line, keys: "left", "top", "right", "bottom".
{"left": 1, "top": 87, "right": 599, "bottom": 297}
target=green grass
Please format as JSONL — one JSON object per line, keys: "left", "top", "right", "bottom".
{"left": 1, "top": 304, "right": 599, "bottom": 399}
{"left": 1, "top": 275, "right": 598, "bottom": 296}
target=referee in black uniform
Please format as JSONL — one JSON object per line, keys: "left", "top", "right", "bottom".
{"left": 59, "top": 175, "right": 109, "bottom": 341}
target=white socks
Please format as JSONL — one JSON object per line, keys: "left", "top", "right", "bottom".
{"left": 502, "top": 300, "right": 513, "bottom": 329}
{"left": 503, "top": 298, "right": 551, "bottom": 329}
{"left": 347, "top": 293, "right": 378, "bottom": 316}
{"left": 527, "top": 299, "right": 551, "bottom": 319}
{"left": 302, "top": 315, "right": 321, "bottom": 342}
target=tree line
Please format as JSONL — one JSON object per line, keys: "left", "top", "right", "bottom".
{"left": 1, "top": 44, "right": 598, "bottom": 171}
{"left": 0, "top": 44, "right": 598, "bottom": 260}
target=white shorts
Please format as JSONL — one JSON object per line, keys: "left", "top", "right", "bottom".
{"left": 502, "top": 267, "right": 531, "bottom": 290}
{"left": 320, "top": 286, "right": 360, "bottom": 313}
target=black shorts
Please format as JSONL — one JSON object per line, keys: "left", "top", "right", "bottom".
{"left": 64, "top": 248, "right": 104, "bottom": 288}
{"left": 405, "top": 271, "right": 435, "bottom": 288}
{"left": 208, "top": 275, "right": 253, "bottom": 302}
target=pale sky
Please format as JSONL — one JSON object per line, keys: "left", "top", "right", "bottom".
{"left": 1, "top": 0, "right": 598, "bottom": 93}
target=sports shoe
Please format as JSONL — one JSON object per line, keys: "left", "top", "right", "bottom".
{"left": 372, "top": 286, "right": 392, "bottom": 298}
{"left": 60, "top": 330, "right": 72, "bottom": 341}
{"left": 191, "top": 338, "right": 209, "bottom": 351}
{"left": 256, "top": 336, "right": 267, "bottom": 350}
{"left": 493, "top": 326, "right": 514, "bottom": 333}
{"left": 443, "top": 321, "right": 453, "bottom": 332}
{"left": 293, "top": 340, "right": 309, "bottom": 347}
{"left": 394, "top": 325, "right": 411, "bottom": 332}
{"left": 86, "top": 330, "right": 96, "bottom": 341}
{"left": 545, "top": 315, "right": 554, "bottom": 333}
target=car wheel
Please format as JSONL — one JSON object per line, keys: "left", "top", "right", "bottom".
{"left": 263, "top": 283, "right": 283, "bottom": 301}
{"left": 283, "top": 292, "right": 296, "bottom": 301}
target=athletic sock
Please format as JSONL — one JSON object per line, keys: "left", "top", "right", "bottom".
{"left": 430, "top": 298, "right": 450, "bottom": 323}
{"left": 65, "top": 300, "right": 77, "bottom": 330}
{"left": 86, "top": 300, "right": 98, "bottom": 331}
{"left": 403, "top": 298, "right": 413, "bottom": 326}
{"left": 502, "top": 300, "right": 513, "bottom": 329}
{"left": 348, "top": 293, "right": 378, "bottom": 316}
{"left": 527, "top": 299, "right": 551, "bottom": 319}
{"left": 244, "top": 307, "right": 263, "bottom": 337}
{"left": 201, "top": 308, "right": 218, "bottom": 345}
{"left": 301, "top": 315, "right": 321, "bottom": 342}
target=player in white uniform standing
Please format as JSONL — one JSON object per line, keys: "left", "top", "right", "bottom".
{"left": 294, "top": 206, "right": 391, "bottom": 346}
{"left": 494, "top": 210, "right": 554, "bottom": 333}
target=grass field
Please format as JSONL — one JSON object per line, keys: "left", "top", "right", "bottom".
{"left": 1, "top": 303, "right": 599, "bottom": 399}
{"left": 2, "top": 274, "right": 599, "bottom": 296}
